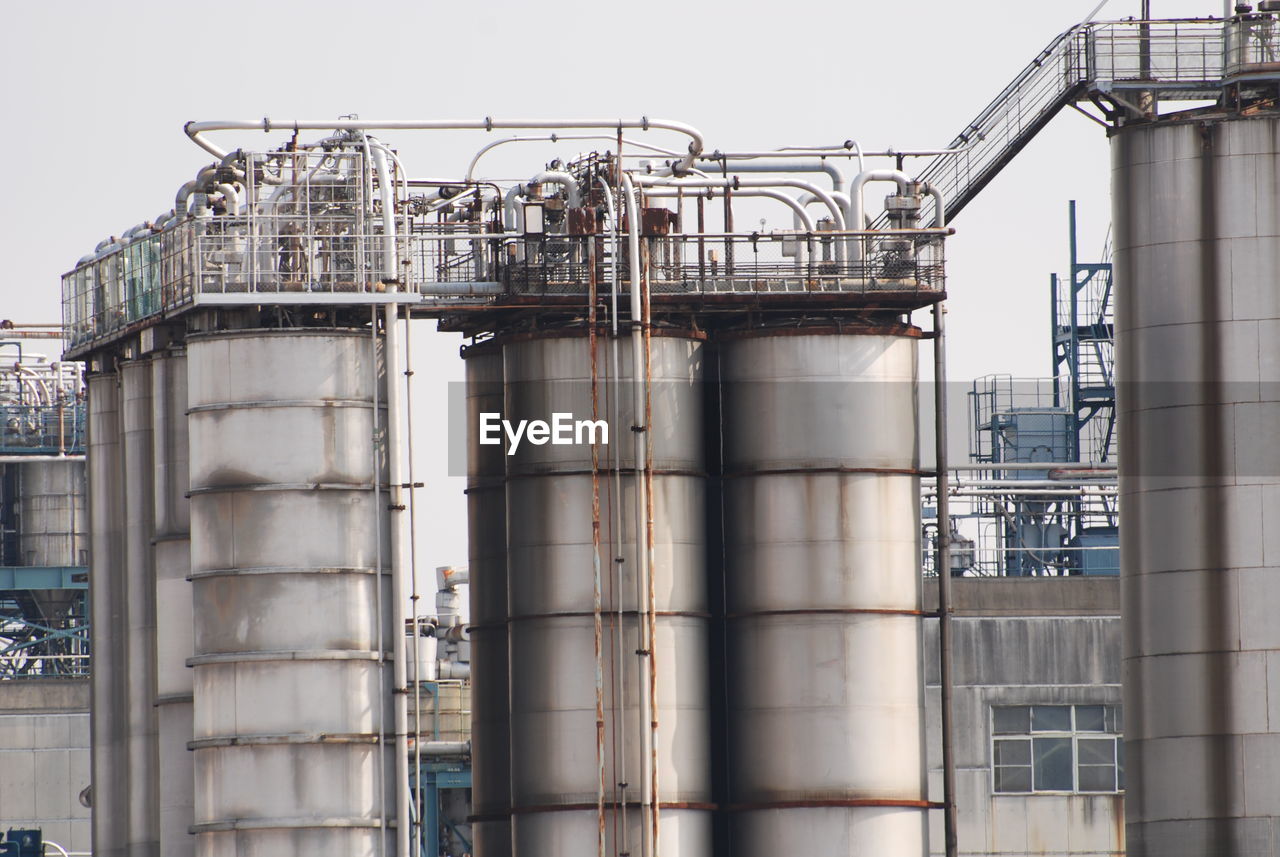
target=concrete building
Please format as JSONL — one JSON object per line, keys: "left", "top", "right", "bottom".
{"left": 0, "top": 678, "right": 91, "bottom": 852}
{"left": 927, "top": 577, "right": 1124, "bottom": 856}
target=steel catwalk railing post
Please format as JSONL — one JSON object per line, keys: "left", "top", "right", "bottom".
{"left": 933, "top": 300, "right": 958, "bottom": 857}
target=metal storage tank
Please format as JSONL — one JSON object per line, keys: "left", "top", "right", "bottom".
{"left": 1114, "top": 113, "right": 1280, "bottom": 856}
{"left": 186, "top": 329, "right": 393, "bottom": 857}
{"left": 18, "top": 458, "right": 87, "bottom": 619}
{"left": 19, "top": 459, "right": 86, "bottom": 568}
{"left": 463, "top": 346, "right": 512, "bottom": 857}
{"left": 502, "top": 332, "right": 712, "bottom": 856}
{"left": 121, "top": 358, "right": 160, "bottom": 856}
{"left": 152, "top": 348, "right": 195, "bottom": 857}
{"left": 720, "top": 328, "right": 928, "bottom": 857}
{"left": 87, "top": 371, "right": 128, "bottom": 857}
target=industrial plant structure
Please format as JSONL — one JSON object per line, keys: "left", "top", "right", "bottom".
{"left": 53, "top": 5, "right": 1280, "bottom": 857}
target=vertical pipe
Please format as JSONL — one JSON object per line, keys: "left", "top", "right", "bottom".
{"left": 620, "top": 173, "right": 655, "bottom": 857}
{"left": 385, "top": 294, "right": 413, "bottom": 857}
{"left": 933, "top": 302, "right": 958, "bottom": 857}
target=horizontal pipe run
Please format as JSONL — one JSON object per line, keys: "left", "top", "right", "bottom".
{"left": 185, "top": 118, "right": 705, "bottom": 173}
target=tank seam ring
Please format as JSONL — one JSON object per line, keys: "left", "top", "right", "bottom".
{"left": 189, "top": 817, "right": 385, "bottom": 833}
{"left": 722, "top": 466, "right": 923, "bottom": 478}
{"left": 187, "top": 398, "right": 377, "bottom": 414}
{"left": 189, "top": 732, "right": 381, "bottom": 749}
{"left": 190, "top": 566, "right": 381, "bottom": 580}
{"left": 188, "top": 482, "right": 377, "bottom": 495}
{"left": 502, "top": 801, "right": 717, "bottom": 817}
{"left": 726, "top": 798, "right": 940, "bottom": 811}
{"left": 501, "top": 610, "right": 711, "bottom": 623}
{"left": 155, "top": 693, "right": 194, "bottom": 706}
{"left": 727, "top": 607, "right": 926, "bottom": 619}
{"left": 188, "top": 649, "right": 386, "bottom": 666}
{"left": 504, "top": 468, "right": 706, "bottom": 480}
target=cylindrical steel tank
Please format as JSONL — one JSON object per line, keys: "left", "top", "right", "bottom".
{"left": 1114, "top": 113, "right": 1280, "bottom": 855}
{"left": 720, "top": 329, "right": 928, "bottom": 856}
{"left": 121, "top": 358, "right": 160, "bottom": 856}
{"left": 186, "top": 329, "right": 393, "bottom": 857}
{"left": 18, "top": 459, "right": 86, "bottom": 568}
{"left": 18, "top": 458, "right": 87, "bottom": 618}
{"left": 503, "top": 332, "right": 712, "bottom": 855}
{"left": 152, "top": 349, "right": 195, "bottom": 857}
{"left": 88, "top": 371, "right": 128, "bottom": 857}
{"left": 463, "top": 346, "right": 512, "bottom": 857}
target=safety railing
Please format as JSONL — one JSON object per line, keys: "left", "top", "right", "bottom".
{"left": 0, "top": 403, "right": 86, "bottom": 455}
{"left": 64, "top": 220, "right": 949, "bottom": 348}
{"left": 911, "top": 17, "right": 1230, "bottom": 226}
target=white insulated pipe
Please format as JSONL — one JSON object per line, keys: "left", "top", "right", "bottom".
{"left": 185, "top": 117, "right": 706, "bottom": 174}
{"left": 849, "top": 169, "right": 912, "bottom": 261}
{"left": 502, "top": 170, "right": 583, "bottom": 230}
{"left": 635, "top": 175, "right": 845, "bottom": 229}
{"left": 620, "top": 171, "right": 655, "bottom": 857}
{"left": 693, "top": 158, "right": 847, "bottom": 192}
{"left": 465, "top": 134, "right": 684, "bottom": 181}
{"left": 369, "top": 143, "right": 399, "bottom": 282}
{"left": 384, "top": 293, "right": 412, "bottom": 857}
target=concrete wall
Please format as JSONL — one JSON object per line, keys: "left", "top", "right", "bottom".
{"left": 0, "top": 679, "right": 91, "bottom": 853}
{"left": 925, "top": 578, "right": 1124, "bottom": 856}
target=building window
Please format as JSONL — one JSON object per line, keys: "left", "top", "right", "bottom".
{"left": 991, "top": 704, "right": 1123, "bottom": 794}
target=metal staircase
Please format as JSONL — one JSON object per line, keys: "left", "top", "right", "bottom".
{"left": 903, "top": 17, "right": 1231, "bottom": 226}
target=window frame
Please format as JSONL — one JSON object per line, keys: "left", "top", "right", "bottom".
{"left": 990, "top": 703, "right": 1124, "bottom": 795}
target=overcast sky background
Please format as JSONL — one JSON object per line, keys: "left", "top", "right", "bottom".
{"left": 0, "top": 0, "right": 1215, "bottom": 569}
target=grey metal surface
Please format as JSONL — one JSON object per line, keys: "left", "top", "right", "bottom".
{"left": 1113, "top": 113, "right": 1280, "bottom": 857}
{"left": 18, "top": 459, "right": 86, "bottom": 567}
{"left": 87, "top": 371, "right": 127, "bottom": 857}
{"left": 187, "top": 330, "right": 393, "bottom": 857}
{"left": 464, "top": 348, "right": 512, "bottom": 857}
{"left": 721, "top": 332, "right": 928, "bottom": 857}
{"left": 502, "top": 333, "right": 711, "bottom": 856}
{"left": 121, "top": 358, "right": 160, "bottom": 856}
{"left": 18, "top": 458, "right": 87, "bottom": 617}
{"left": 152, "top": 349, "right": 195, "bottom": 857}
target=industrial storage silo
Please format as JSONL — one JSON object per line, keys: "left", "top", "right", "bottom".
{"left": 186, "top": 329, "right": 393, "bottom": 857}
{"left": 464, "top": 346, "right": 512, "bottom": 857}
{"left": 120, "top": 358, "right": 159, "bottom": 856}
{"left": 501, "top": 331, "right": 712, "bottom": 856}
{"left": 152, "top": 349, "right": 195, "bottom": 857}
{"left": 1114, "top": 112, "right": 1280, "bottom": 855}
{"left": 719, "top": 326, "right": 929, "bottom": 856}
{"left": 87, "top": 371, "right": 129, "bottom": 857}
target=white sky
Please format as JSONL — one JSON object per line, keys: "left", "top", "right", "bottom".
{"left": 0, "top": 0, "right": 1218, "bottom": 567}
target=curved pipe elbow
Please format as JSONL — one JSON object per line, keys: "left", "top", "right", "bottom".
{"left": 529, "top": 170, "right": 583, "bottom": 207}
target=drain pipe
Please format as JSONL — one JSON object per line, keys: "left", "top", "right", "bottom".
{"left": 595, "top": 171, "right": 631, "bottom": 853}
{"left": 620, "top": 170, "right": 655, "bottom": 857}
{"left": 929, "top": 193, "right": 958, "bottom": 857}
{"left": 371, "top": 139, "right": 412, "bottom": 857}
{"left": 186, "top": 117, "right": 705, "bottom": 175}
